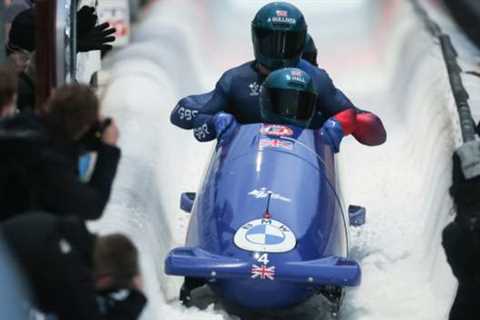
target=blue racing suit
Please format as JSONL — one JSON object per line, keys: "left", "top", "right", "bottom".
{"left": 171, "top": 59, "right": 386, "bottom": 146}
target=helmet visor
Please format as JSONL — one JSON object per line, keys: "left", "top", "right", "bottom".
{"left": 266, "top": 88, "right": 317, "bottom": 122}
{"left": 254, "top": 27, "right": 305, "bottom": 60}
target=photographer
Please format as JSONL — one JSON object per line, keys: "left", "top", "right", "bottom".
{"left": 0, "top": 84, "right": 121, "bottom": 221}
{"left": 443, "top": 153, "right": 480, "bottom": 320}
{"left": 1, "top": 212, "right": 147, "bottom": 320}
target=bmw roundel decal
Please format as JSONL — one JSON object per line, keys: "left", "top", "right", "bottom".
{"left": 234, "top": 219, "right": 296, "bottom": 253}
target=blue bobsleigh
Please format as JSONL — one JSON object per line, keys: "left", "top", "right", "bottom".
{"left": 165, "top": 123, "right": 366, "bottom": 312}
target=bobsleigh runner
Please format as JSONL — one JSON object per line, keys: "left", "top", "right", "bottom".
{"left": 165, "top": 123, "right": 366, "bottom": 317}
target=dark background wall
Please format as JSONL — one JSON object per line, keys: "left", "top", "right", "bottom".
{"left": 443, "top": 0, "right": 480, "bottom": 49}
{"left": 0, "top": 1, "right": 5, "bottom": 63}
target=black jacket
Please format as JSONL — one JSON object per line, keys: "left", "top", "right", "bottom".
{"left": 443, "top": 221, "right": 480, "bottom": 320}
{"left": 442, "top": 221, "right": 480, "bottom": 283}
{"left": 0, "top": 113, "right": 121, "bottom": 221}
{"left": 17, "top": 71, "right": 35, "bottom": 113}
{"left": 1, "top": 212, "right": 147, "bottom": 320}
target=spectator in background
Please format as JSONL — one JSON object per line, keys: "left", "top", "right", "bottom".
{"left": 1, "top": 212, "right": 147, "bottom": 320}
{"left": 3, "top": 0, "right": 34, "bottom": 43}
{"left": 6, "top": 8, "right": 35, "bottom": 111}
{"left": 5, "top": 8, "right": 34, "bottom": 71}
{"left": 6, "top": 6, "right": 116, "bottom": 58}
{"left": 0, "top": 64, "right": 17, "bottom": 117}
{"left": 443, "top": 153, "right": 480, "bottom": 320}
{"left": 76, "top": 6, "right": 117, "bottom": 53}
{"left": 0, "top": 84, "right": 121, "bottom": 221}
{"left": 5, "top": 6, "right": 116, "bottom": 111}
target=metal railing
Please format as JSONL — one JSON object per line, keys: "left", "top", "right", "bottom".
{"left": 411, "top": 0, "right": 477, "bottom": 143}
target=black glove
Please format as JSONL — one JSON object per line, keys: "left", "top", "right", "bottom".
{"left": 77, "top": 6, "right": 98, "bottom": 36}
{"left": 77, "top": 22, "right": 116, "bottom": 53}
{"left": 78, "top": 118, "right": 112, "bottom": 152}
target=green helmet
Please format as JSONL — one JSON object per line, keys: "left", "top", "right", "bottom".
{"left": 302, "top": 33, "right": 318, "bottom": 66}
{"left": 252, "top": 2, "right": 307, "bottom": 71}
{"left": 260, "top": 68, "right": 318, "bottom": 128}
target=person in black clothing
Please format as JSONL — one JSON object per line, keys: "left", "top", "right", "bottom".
{"left": 1, "top": 212, "right": 147, "bottom": 320}
{"left": 443, "top": 153, "right": 480, "bottom": 320}
{"left": 0, "top": 64, "right": 17, "bottom": 118}
{"left": 6, "top": 8, "right": 35, "bottom": 112}
{"left": 443, "top": 222, "right": 480, "bottom": 320}
{"left": 6, "top": 6, "right": 116, "bottom": 112}
{"left": 0, "top": 84, "right": 121, "bottom": 221}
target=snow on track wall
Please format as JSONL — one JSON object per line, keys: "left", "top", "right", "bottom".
{"left": 337, "top": 2, "right": 459, "bottom": 319}
{"left": 93, "top": 1, "right": 462, "bottom": 319}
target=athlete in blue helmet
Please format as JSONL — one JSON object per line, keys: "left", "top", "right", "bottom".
{"left": 171, "top": 1, "right": 386, "bottom": 152}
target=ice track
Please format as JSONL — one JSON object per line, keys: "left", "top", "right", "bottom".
{"left": 91, "top": 1, "right": 469, "bottom": 319}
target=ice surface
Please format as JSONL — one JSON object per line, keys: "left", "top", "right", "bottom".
{"left": 91, "top": 1, "right": 470, "bottom": 319}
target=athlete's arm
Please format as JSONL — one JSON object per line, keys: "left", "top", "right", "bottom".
{"left": 314, "top": 69, "right": 386, "bottom": 145}
{"left": 313, "top": 70, "right": 357, "bottom": 135}
{"left": 170, "top": 91, "right": 214, "bottom": 130}
{"left": 170, "top": 71, "right": 232, "bottom": 141}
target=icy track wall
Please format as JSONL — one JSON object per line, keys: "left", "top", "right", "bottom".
{"left": 338, "top": 2, "right": 461, "bottom": 320}
{"left": 92, "top": 1, "right": 461, "bottom": 319}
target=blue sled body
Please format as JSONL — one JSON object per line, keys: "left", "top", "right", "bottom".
{"left": 165, "top": 123, "right": 362, "bottom": 310}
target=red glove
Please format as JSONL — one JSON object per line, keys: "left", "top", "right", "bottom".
{"left": 352, "top": 111, "right": 386, "bottom": 146}
{"left": 333, "top": 108, "right": 386, "bottom": 146}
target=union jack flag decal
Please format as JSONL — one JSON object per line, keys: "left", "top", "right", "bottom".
{"left": 291, "top": 70, "right": 303, "bottom": 77}
{"left": 276, "top": 10, "right": 288, "bottom": 17}
{"left": 251, "top": 264, "right": 276, "bottom": 280}
{"left": 259, "top": 138, "right": 293, "bottom": 150}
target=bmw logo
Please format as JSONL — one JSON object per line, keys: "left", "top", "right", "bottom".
{"left": 234, "top": 219, "right": 296, "bottom": 253}
{"left": 246, "top": 224, "right": 286, "bottom": 245}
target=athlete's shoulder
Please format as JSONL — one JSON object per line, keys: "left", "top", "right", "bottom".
{"left": 221, "top": 60, "right": 256, "bottom": 79}
{"left": 217, "top": 61, "right": 256, "bottom": 92}
{"left": 297, "top": 59, "right": 330, "bottom": 80}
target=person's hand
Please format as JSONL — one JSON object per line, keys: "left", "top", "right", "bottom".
{"left": 77, "top": 6, "right": 98, "bottom": 35}
{"left": 77, "top": 22, "right": 116, "bottom": 53}
{"left": 320, "top": 118, "right": 344, "bottom": 153}
{"left": 213, "top": 112, "right": 237, "bottom": 139}
{"left": 193, "top": 113, "right": 237, "bottom": 142}
{"left": 130, "top": 275, "right": 144, "bottom": 292}
{"left": 101, "top": 119, "right": 119, "bottom": 146}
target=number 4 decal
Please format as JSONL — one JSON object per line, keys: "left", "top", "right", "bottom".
{"left": 257, "top": 253, "right": 270, "bottom": 265}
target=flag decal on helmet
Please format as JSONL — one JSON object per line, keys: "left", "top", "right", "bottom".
{"left": 287, "top": 70, "right": 306, "bottom": 83}
{"left": 291, "top": 70, "right": 303, "bottom": 77}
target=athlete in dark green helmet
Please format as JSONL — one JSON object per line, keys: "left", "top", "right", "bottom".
{"left": 260, "top": 67, "right": 317, "bottom": 128}
{"left": 171, "top": 2, "right": 387, "bottom": 149}
{"left": 260, "top": 67, "right": 344, "bottom": 150}
{"left": 251, "top": 2, "right": 307, "bottom": 71}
